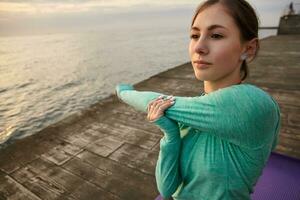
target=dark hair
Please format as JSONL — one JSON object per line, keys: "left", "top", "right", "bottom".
{"left": 191, "top": 0, "right": 260, "bottom": 81}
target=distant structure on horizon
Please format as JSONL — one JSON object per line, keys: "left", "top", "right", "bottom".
{"left": 278, "top": 2, "right": 300, "bottom": 35}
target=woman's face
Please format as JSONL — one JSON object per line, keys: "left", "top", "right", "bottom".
{"left": 189, "top": 3, "right": 245, "bottom": 82}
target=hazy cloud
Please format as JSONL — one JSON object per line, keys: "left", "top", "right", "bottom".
{"left": 0, "top": 0, "right": 201, "bottom": 17}
{"left": 0, "top": 0, "right": 299, "bottom": 36}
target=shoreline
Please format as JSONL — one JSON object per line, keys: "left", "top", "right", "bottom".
{"left": 0, "top": 34, "right": 283, "bottom": 150}
{"left": 0, "top": 61, "right": 191, "bottom": 150}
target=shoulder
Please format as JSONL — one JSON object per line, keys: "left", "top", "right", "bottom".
{"left": 211, "top": 83, "right": 275, "bottom": 104}
{"left": 210, "top": 84, "right": 280, "bottom": 116}
{"left": 236, "top": 84, "right": 279, "bottom": 110}
{"left": 217, "top": 83, "right": 270, "bottom": 98}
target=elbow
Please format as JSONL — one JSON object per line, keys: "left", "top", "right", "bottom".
{"left": 156, "top": 177, "right": 181, "bottom": 198}
{"left": 158, "top": 186, "right": 178, "bottom": 199}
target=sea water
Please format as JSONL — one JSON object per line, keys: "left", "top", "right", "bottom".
{"left": 0, "top": 11, "right": 277, "bottom": 146}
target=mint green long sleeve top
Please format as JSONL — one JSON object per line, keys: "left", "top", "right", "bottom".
{"left": 115, "top": 83, "right": 281, "bottom": 200}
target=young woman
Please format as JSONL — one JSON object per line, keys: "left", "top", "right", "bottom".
{"left": 116, "top": 0, "right": 281, "bottom": 199}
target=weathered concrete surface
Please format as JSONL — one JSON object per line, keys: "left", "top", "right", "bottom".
{"left": 0, "top": 35, "right": 299, "bottom": 200}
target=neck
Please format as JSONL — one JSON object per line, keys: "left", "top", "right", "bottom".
{"left": 204, "top": 76, "right": 242, "bottom": 94}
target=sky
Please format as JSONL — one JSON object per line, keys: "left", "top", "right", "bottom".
{"left": 0, "top": 0, "right": 299, "bottom": 36}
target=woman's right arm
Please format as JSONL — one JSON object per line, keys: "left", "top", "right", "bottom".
{"left": 153, "top": 116, "right": 183, "bottom": 199}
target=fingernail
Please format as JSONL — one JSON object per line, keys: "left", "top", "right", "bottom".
{"left": 170, "top": 101, "right": 175, "bottom": 104}
{"left": 170, "top": 97, "right": 175, "bottom": 101}
{"left": 158, "top": 95, "right": 164, "bottom": 99}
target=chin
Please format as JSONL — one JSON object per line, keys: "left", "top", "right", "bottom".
{"left": 194, "top": 71, "right": 209, "bottom": 81}
{"left": 195, "top": 74, "right": 204, "bottom": 81}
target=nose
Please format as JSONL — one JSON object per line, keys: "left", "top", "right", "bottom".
{"left": 194, "top": 38, "right": 209, "bottom": 55}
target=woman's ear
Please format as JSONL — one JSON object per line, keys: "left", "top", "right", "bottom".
{"left": 244, "top": 38, "right": 259, "bottom": 62}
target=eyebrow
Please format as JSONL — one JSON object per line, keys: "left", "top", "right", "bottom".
{"left": 190, "top": 24, "right": 227, "bottom": 31}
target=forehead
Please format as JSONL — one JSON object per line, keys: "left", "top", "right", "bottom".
{"left": 193, "top": 3, "right": 237, "bottom": 31}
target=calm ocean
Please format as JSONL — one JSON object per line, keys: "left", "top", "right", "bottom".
{"left": 0, "top": 7, "right": 277, "bottom": 146}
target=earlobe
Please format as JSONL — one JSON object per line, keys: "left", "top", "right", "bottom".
{"left": 240, "top": 53, "right": 248, "bottom": 61}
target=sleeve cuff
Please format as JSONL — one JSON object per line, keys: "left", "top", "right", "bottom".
{"left": 151, "top": 116, "right": 180, "bottom": 142}
{"left": 115, "top": 83, "right": 134, "bottom": 98}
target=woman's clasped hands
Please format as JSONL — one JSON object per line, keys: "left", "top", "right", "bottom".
{"left": 147, "top": 95, "right": 175, "bottom": 122}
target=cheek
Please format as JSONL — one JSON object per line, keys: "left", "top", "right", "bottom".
{"left": 188, "top": 41, "right": 195, "bottom": 58}
{"left": 212, "top": 41, "right": 241, "bottom": 65}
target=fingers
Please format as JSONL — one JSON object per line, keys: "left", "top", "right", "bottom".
{"left": 148, "top": 95, "right": 164, "bottom": 110}
{"left": 148, "top": 95, "right": 175, "bottom": 112}
{"left": 158, "top": 99, "right": 175, "bottom": 111}
{"left": 147, "top": 95, "right": 175, "bottom": 121}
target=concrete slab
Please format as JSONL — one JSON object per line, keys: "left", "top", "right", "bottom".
{"left": 0, "top": 35, "right": 299, "bottom": 199}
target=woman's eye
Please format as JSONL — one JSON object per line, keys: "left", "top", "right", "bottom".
{"left": 190, "top": 34, "right": 199, "bottom": 39}
{"left": 211, "top": 34, "right": 223, "bottom": 39}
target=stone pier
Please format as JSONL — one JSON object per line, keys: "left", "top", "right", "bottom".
{"left": 0, "top": 34, "right": 299, "bottom": 199}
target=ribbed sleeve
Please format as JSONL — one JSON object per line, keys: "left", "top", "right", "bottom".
{"left": 116, "top": 83, "right": 280, "bottom": 148}
{"left": 116, "top": 83, "right": 281, "bottom": 200}
{"left": 152, "top": 116, "right": 182, "bottom": 198}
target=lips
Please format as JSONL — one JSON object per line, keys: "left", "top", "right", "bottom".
{"left": 193, "top": 60, "right": 212, "bottom": 69}
{"left": 193, "top": 60, "right": 212, "bottom": 65}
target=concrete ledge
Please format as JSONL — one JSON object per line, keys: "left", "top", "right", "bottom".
{"left": 0, "top": 35, "right": 299, "bottom": 199}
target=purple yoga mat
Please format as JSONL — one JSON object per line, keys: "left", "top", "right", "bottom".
{"left": 155, "top": 153, "right": 300, "bottom": 200}
{"left": 251, "top": 152, "right": 300, "bottom": 200}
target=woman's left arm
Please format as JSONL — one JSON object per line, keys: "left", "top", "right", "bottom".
{"left": 116, "top": 84, "right": 280, "bottom": 147}
{"left": 116, "top": 84, "right": 162, "bottom": 112}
